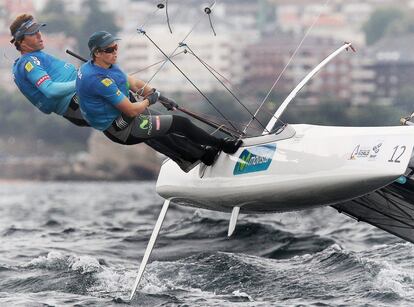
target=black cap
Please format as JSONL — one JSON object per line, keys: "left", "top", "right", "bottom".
{"left": 10, "top": 18, "right": 46, "bottom": 43}
{"left": 88, "top": 31, "right": 120, "bottom": 55}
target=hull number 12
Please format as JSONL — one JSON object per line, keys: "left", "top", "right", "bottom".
{"left": 388, "top": 145, "right": 406, "bottom": 163}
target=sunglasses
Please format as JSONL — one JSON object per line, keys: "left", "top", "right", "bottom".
{"left": 100, "top": 44, "right": 118, "bottom": 53}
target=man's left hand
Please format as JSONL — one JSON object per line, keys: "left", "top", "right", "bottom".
{"left": 146, "top": 89, "right": 160, "bottom": 105}
{"left": 159, "top": 95, "right": 179, "bottom": 111}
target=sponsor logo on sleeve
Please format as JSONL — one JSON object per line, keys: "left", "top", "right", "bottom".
{"left": 30, "top": 56, "right": 40, "bottom": 65}
{"left": 35, "top": 75, "right": 50, "bottom": 87}
{"left": 24, "top": 62, "right": 34, "bottom": 72}
{"left": 233, "top": 144, "right": 277, "bottom": 175}
{"left": 101, "top": 78, "right": 113, "bottom": 87}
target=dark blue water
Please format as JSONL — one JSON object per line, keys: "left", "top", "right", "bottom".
{"left": 0, "top": 182, "right": 413, "bottom": 306}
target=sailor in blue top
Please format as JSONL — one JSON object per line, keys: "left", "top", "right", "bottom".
{"left": 76, "top": 31, "right": 242, "bottom": 167}
{"left": 10, "top": 14, "right": 88, "bottom": 126}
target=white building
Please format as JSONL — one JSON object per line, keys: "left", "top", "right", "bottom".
{"left": 33, "top": 0, "right": 131, "bottom": 14}
{"left": 118, "top": 22, "right": 257, "bottom": 94}
{"left": 276, "top": 2, "right": 370, "bottom": 46}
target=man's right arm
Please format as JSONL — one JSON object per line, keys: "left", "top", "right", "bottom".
{"left": 116, "top": 96, "right": 150, "bottom": 117}
{"left": 96, "top": 76, "right": 151, "bottom": 117}
{"left": 24, "top": 60, "right": 75, "bottom": 98}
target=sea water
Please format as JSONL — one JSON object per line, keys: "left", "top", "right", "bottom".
{"left": 0, "top": 181, "right": 413, "bottom": 306}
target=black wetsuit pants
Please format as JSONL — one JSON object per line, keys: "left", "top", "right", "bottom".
{"left": 104, "top": 111, "right": 224, "bottom": 171}
{"left": 63, "top": 96, "right": 210, "bottom": 171}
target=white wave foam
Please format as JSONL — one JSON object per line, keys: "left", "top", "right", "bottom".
{"left": 90, "top": 268, "right": 136, "bottom": 295}
{"left": 25, "top": 251, "right": 140, "bottom": 296}
{"left": 232, "top": 290, "right": 254, "bottom": 302}
{"left": 24, "top": 251, "right": 103, "bottom": 274}
{"left": 352, "top": 244, "right": 414, "bottom": 298}
{"left": 91, "top": 261, "right": 174, "bottom": 295}
{"left": 372, "top": 261, "right": 414, "bottom": 297}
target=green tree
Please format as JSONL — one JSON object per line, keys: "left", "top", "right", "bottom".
{"left": 363, "top": 8, "right": 403, "bottom": 45}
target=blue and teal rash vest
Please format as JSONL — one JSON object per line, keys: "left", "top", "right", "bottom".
{"left": 12, "top": 50, "right": 77, "bottom": 115}
{"left": 76, "top": 61, "right": 128, "bottom": 131}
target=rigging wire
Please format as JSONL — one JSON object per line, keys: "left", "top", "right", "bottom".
{"left": 183, "top": 48, "right": 289, "bottom": 131}
{"left": 140, "top": 2, "right": 216, "bottom": 88}
{"left": 244, "top": 0, "right": 332, "bottom": 133}
{"left": 166, "top": 0, "right": 172, "bottom": 34}
{"left": 129, "top": 50, "right": 187, "bottom": 76}
{"left": 177, "top": 107, "right": 265, "bottom": 133}
{"left": 204, "top": 6, "right": 216, "bottom": 36}
{"left": 140, "top": 1, "right": 166, "bottom": 30}
{"left": 196, "top": 112, "right": 269, "bottom": 135}
{"left": 181, "top": 43, "right": 268, "bottom": 131}
{"left": 165, "top": 0, "right": 172, "bottom": 34}
{"left": 131, "top": 1, "right": 243, "bottom": 135}
{"left": 136, "top": 1, "right": 244, "bottom": 135}
{"left": 186, "top": 50, "right": 233, "bottom": 86}
{"left": 134, "top": 0, "right": 289, "bottom": 136}
{"left": 176, "top": 107, "right": 242, "bottom": 136}
{"left": 135, "top": 1, "right": 281, "bottom": 135}
{"left": 139, "top": 28, "right": 243, "bottom": 135}
{"left": 158, "top": 1, "right": 173, "bottom": 34}
{"left": 127, "top": 49, "right": 266, "bottom": 135}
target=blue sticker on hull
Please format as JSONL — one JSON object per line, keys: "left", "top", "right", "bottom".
{"left": 233, "top": 144, "right": 277, "bottom": 175}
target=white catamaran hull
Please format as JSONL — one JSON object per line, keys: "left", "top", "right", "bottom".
{"left": 156, "top": 124, "right": 414, "bottom": 213}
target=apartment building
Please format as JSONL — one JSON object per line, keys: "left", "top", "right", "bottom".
{"left": 243, "top": 35, "right": 353, "bottom": 104}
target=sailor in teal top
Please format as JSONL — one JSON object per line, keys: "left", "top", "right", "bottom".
{"left": 10, "top": 14, "right": 88, "bottom": 126}
{"left": 13, "top": 50, "right": 77, "bottom": 115}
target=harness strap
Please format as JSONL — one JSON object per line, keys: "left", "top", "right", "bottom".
{"left": 112, "top": 114, "right": 133, "bottom": 131}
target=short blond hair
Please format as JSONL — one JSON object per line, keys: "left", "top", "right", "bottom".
{"left": 9, "top": 13, "right": 33, "bottom": 50}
